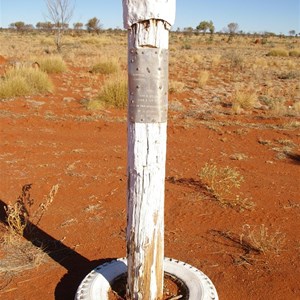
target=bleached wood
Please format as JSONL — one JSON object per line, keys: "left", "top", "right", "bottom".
{"left": 122, "top": 0, "right": 176, "bottom": 29}
{"left": 123, "top": 2, "right": 175, "bottom": 298}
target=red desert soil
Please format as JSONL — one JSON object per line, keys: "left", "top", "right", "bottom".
{"left": 0, "top": 55, "right": 299, "bottom": 300}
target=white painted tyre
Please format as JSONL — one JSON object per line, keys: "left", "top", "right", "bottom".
{"left": 75, "top": 257, "right": 218, "bottom": 300}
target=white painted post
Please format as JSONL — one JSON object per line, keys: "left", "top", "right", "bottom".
{"left": 122, "top": 1, "right": 176, "bottom": 299}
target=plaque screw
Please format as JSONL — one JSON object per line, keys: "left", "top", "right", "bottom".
{"left": 136, "top": 85, "right": 140, "bottom": 89}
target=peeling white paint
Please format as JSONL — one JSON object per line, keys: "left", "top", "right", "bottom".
{"left": 122, "top": 0, "right": 176, "bottom": 29}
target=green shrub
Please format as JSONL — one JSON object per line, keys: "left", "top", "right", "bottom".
{"left": 0, "top": 67, "right": 53, "bottom": 99}
{"left": 39, "top": 56, "right": 67, "bottom": 73}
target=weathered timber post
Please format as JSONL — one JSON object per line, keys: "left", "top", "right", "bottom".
{"left": 122, "top": 1, "right": 175, "bottom": 299}
{"left": 75, "top": 2, "right": 219, "bottom": 299}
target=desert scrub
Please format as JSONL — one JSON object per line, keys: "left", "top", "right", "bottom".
{"left": 4, "top": 184, "right": 59, "bottom": 236}
{"left": 199, "top": 162, "right": 254, "bottom": 211}
{"left": 192, "top": 54, "right": 203, "bottom": 64}
{"left": 266, "top": 48, "right": 288, "bottom": 57}
{"left": 197, "top": 70, "right": 209, "bottom": 88}
{"left": 211, "top": 54, "right": 221, "bottom": 67}
{"left": 169, "top": 80, "right": 185, "bottom": 94}
{"left": 222, "top": 50, "right": 244, "bottom": 69}
{"left": 232, "top": 87, "right": 257, "bottom": 113}
{"left": 87, "top": 73, "right": 127, "bottom": 109}
{"left": 90, "top": 60, "right": 120, "bottom": 75}
{"left": 1, "top": 184, "right": 58, "bottom": 275}
{"left": 289, "top": 49, "right": 300, "bottom": 57}
{"left": 0, "top": 67, "right": 53, "bottom": 99}
{"left": 241, "top": 224, "right": 286, "bottom": 254}
{"left": 39, "top": 36, "right": 56, "bottom": 46}
{"left": 39, "top": 55, "right": 67, "bottom": 73}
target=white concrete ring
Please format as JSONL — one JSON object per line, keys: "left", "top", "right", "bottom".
{"left": 75, "top": 257, "right": 218, "bottom": 300}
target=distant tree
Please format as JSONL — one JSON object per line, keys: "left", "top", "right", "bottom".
{"left": 289, "top": 30, "right": 296, "bottom": 36}
{"left": 10, "top": 21, "right": 26, "bottom": 31}
{"left": 86, "top": 17, "right": 102, "bottom": 34}
{"left": 208, "top": 21, "right": 215, "bottom": 34}
{"left": 183, "top": 26, "right": 194, "bottom": 34}
{"left": 227, "top": 22, "right": 239, "bottom": 35}
{"left": 73, "top": 22, "right": 83, "bottom": 31}
{"left": 36, "top": 21, "right": 54, "bottom": 31}
{"left": 45, "top": 0, "right": 75, "bottom": 52}
{"left": 23, "top": 24, "right": 35, "bottom": 31}
{"left": 36, "top": 22, "right": 43, "bottom": 30}
{"left": 196, "top": 20, "right": 214, "bottom": 34}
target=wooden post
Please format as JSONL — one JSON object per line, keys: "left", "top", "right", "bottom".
{"left": 122, "top": 1, "right": 175, "bottom": 299}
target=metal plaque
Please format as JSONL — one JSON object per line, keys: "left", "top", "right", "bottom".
{"left": 128, "top": 48, "right": 168, "bottom": 123}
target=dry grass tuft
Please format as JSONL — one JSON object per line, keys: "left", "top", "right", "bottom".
{"left": 0, "top": 67, "right": 53, "bottom": 99}
{"left": 266, "top": 48, "right": 289, "bottom": 57}
{"left": 87, "top": 73, "right": 127, "bottom": 109}
{"left": 0, "top": 184, "right": 58, "bottom": 276}
{"left": 289, "top": 49, "right": 300, "bottom": 57}
{"left": 211, "top": 54, "right": 221, "bottom": 67}
{"left": 232, "top": 87, "right": 257, "bottom": 113}
{"left": 0, "top": 233, "right": 46, "bottom": 274}
{"left": 90, "top": 60, "right": 120, "bottom": 75}
{"left": 197, "top": 70, "right": 209, "bottom": 88}
{"left": 39, "top": 56, "right": 67, "bottom": 73}
{"left": 169, "top": 80, "right": 185, "bottom": 94}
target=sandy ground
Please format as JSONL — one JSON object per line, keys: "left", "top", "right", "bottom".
{"left": 0, "top": 34, "right": 300, "bottom": 299}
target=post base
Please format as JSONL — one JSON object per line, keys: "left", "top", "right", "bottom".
{"left": 75, "top": 257, "right": 218, "bottom": 300}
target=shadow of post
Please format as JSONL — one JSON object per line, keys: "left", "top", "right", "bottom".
{"left": 0, "top": 199, "right": 115, "bottom": 300}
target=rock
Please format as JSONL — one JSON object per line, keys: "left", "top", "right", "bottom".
{"left": 63, "top": 97, "right": 76, "bottom": 103}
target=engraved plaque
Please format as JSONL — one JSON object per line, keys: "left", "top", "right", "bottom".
{"left": 128, "top": 48, "right": 168, "bottom": 123}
